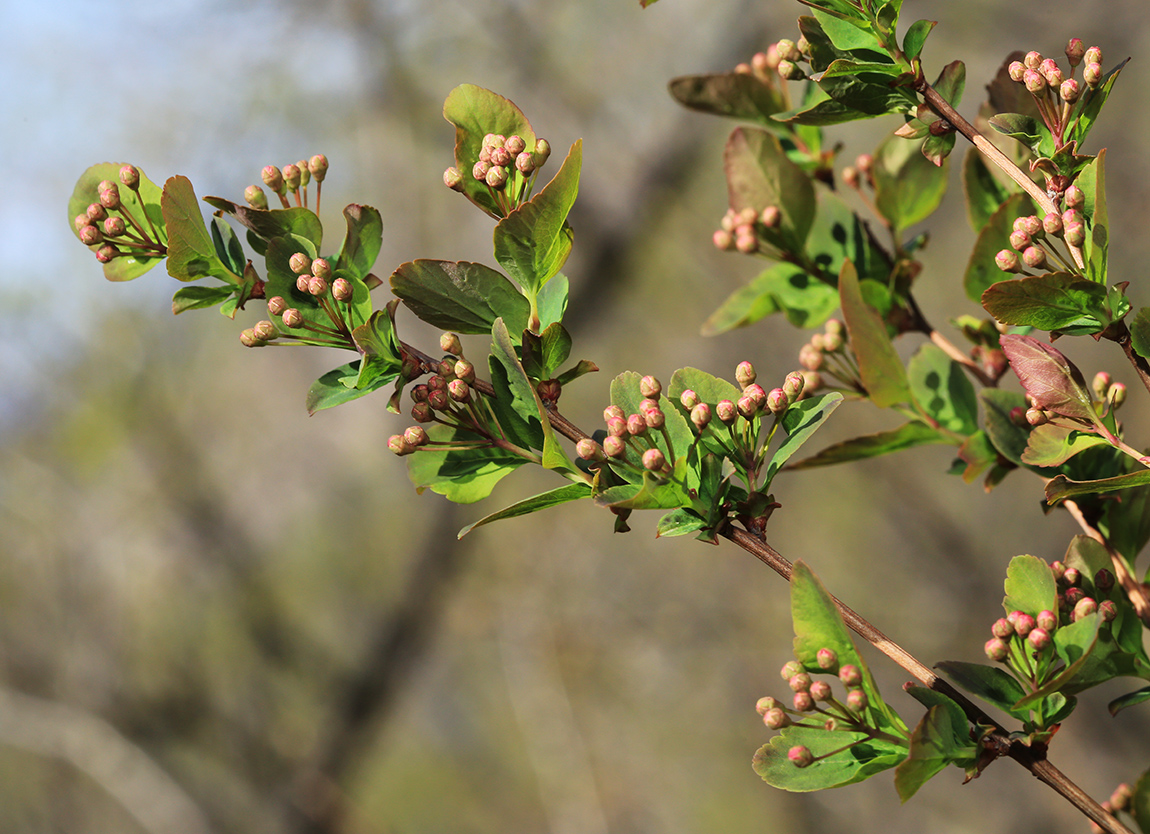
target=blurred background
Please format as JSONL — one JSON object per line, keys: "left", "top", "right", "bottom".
{"left": 5, "top": 0, "right": 1150, "bottom": 832}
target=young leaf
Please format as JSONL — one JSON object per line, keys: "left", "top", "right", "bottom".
{"left": 536, "top": 273, "right": 569, "bottom": 329}
{"left": 935, "top": 660, "right": 1027, "bottom": 715}
{"left": 1020, "top": 424, "right": 1106, "bottom": 467}
{"left": 333, "top": 204, "right": 383, "bottom": 280}
{"left": 457, "top": 482, "right": 592, "bottom": 538}
{"left": 1109, "top": 685, "right": 1150, "bottom": 717}
{"left": 999, "top": 334, "right": 1097, "bottom": 423}
{"left": 981, "top": 272, "right": 1110, "bottom": 334}
{"left": 171, "top": 285, "right": 233, "bottom": 315}
{"left": 764, "top": 392, "right": 844, "bottom": 487}
{"left": 1045, "top": 470, "right": 1150, "bottom": 504}
{"left": 988, "top": 113, "right": 1054, "bottom": 158}
{"left": 406, "top": 422, "right": 526, "bottom": 504}
{"left": 667, "top": 72, "right": 787, "bottom": 128}
{"left": 306, "top": 358, "right": 399, "bottom": 414}
{"left": 786, "top": 421, "right": 951, "bottom": 469}
{"left": 493, "top": 140, "right": 581, "bottom": 294}
{"left": 908, "top": 344, "right": 978, "bottom": 435}
{"left": 840, "top": 260, "right": 910, "bottom": 408}
{"left": 724, "top": 127, "right": 816, "bottom": 253}
{"left": 753, "top": 725, "right": 905, "bottom": 792}
{"left": 68, "top": 163, "right": 167, "bottom": 281}
{"left": 210, "top": 216, "right": 246, "bottom": 276}
{"left": 962, "top": 149, "right": 1013, "bottom": 231}
{"left": 655, "top": 508, "right": 709, "bottom": 538}
{"left": 162, "top": 176, "right": 243, "bottom": 284}
{"left": 1075, "top": 150, "right": 1109, "bottom": 284}
{"left": 700, "top": 263, "right": 838, "bottom": 335}
{"left": 872, "top": 131, "right": 949, "bottom": 235}
{"left": 902, "top": 19, "right": 936, "bottom": 62}
{"left": 443, "top": 84, "right": 536, "bottom": 218}
{"left": 202, "top": 197, "right": 323, "bottom": 251}
{"left": 488, "top": 318, "right": 546, "bottom": 452}
{"left": 1003, "top": 554, "right": 1057, "bottom": 618}
{"left": 894, "top": 705, "right": 973, "bottom": 802}
{"left": 389, "top": 260, "right": 531, "bottom": 335}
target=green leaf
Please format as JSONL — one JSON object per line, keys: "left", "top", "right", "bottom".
{"left": 787, "top": 421, "right": 951, "bottom": 469}
{"left": 171, "top": 284, "right": 233, "bottom": 314}
{"left": 773, "top": 97, "right": 874, "bottom": 127}
{"left": 1068, "top": 59, "right": 1128, "bottom": 152}
{"left": 999, "top": 334, "right": 1097, "bottom": 423}
{"left": 753, "top": 725, "right": 905, "bottom": 792}
{"left": 1013, "top": 613, "right": 1101, "bottom": 709}
{"left": 724, "top": 127, "right": 816, "bottom": 253}
{"left": 840, "top": 260, "right": 910, "bottom": 408}
{"left": 333, "top": 204, "right": 383, "bottom": 280}
{"left": 350, "top": 308, "right": 402, "bottom": 374}
{"left": 667, "top": 72, "right": 787, "bottom": 128}
{"left": 655, "top": 508, "right": 709, "bottom": 538}
{"left": 161, "top": 176, "right": 243, "bottom": 284}
{"left": 872, "top": 131, "right": 950, "bottom": 234}
{"left": 457, "top": 482, "right": 592, "bottom": 538}
{"left": 1109, "top": 685, "right": 1150, "bottom": 716}
{"left": 805, "top": 187, "right": 891, "bottom": 283}
{"left": 982, "top": 272, "right": 1111, "bottom": 334}
{"left": 1046, "top": 470, "right": 1150, "bottom": 504}
{"left": 935, "top": 660, "right": 1027, "bottom": 715}
{"left": 908, "top": 343, "right": 978, "bottom": 435}
{"left": 211, "top": 216, "right": 246, "bottom": 275}
{"left": 964, "top": 193, "right": 1036, "bottom": 302}
{"left": 406, "top": 422, "right": 526, "bottom": 504}
{"left": 202, "top": 196, "right": 322, "bottom": 251}
{"left": 1134, "top": 767, "right": 1150, "bottom": 834}
{"left": 764, "top": 393, "right": 844, "bottom": 488}
{"left": 390, "top": 260, "right": 530, "bottom": 335}
{"left": 493, "top": 140, "right": 581, "bottom": 294}
{"left": 902, "top": 19, "right": 936, "bottom": 62}
{"left": 700, "top": 263, "right": 838, "bottom": 335}
{"left": 1075, "top": 150, "right": 1109, "bottom": 284}
{"left": 988, "top": 113, "right": 1054, "bottom": 158}
{"left": 962, "top": 149, "right": 1013, "bottom": 231}
{"left": 596, "top": 458, "right": 699, "bottom": 512}
{"left": 68, "top": 163, "right": 167, "bottom": 281}
{"left": 1020, "top": 424, "right": 1107, "bottom": 467}
{"left": 1003, "top": 554, "right": 1057, "bottom": 618}
{"left": 537, "top": 273, "right": 569, "bottom": 329}
{"left": 443, "top": 84, "right": 536, "bottom": 218}
{"left": 305, "top": 358, "right": 399, "bottom": 414}
{"left": 920, "top": 131, "right": 956, "bottom": 167}
{"left": 894, "top": 705, "right": 971, "bottom": 802}
{"left": 811, "top": 7, "right": 882, "bottom": 50}
{"left": 790, "top": 561, "right": 903, "bottom": 735}
{"left": 488, "top": 318, "right": 546, "bottom": 452}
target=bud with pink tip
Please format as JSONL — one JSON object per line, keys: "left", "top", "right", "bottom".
{"left": 119, "top": 164, "right": 140, "bottom": 189}
{"left": 737, "top": 396, "right": 759, "bottom": 420}
{"left": 1039, "top": 58, "right": 1063, "bottom": 87}
{"left": 1066, "top": 39, "right": 1086, "bottom": 67}
{"left": 289, "top": 253, "right": 312, "bottom": 275}
{"left": 764, "top": 708, "right": 791, "bottom": 730}
{"left": 455, "top": 359, "right": 476, "bottom": 383}
{"left": 1084, "top": 63, "right": 1103, "bottom": 87}
{"left": 307, "top": 276, "right": 328, "bottom": 297}
{"left": 606, "top": 417, "right": 628, "bottom": 438}
{"left": 809, "top": 681, "right": 832, "bottom": 702}
{"left": 576, "top": 438, "right": 604, "bottom": 461}
{"left": 735, "top": 361, "right": 756, "bottom": 387}
{"left": 1024, "top": 51, "right": 1043, "bottom": 70}
{"left": 839, "top": 665, "right": 861, "bottom": 687}
{"left": 282, "top": 308, "right": 304, "bottom": 328}
{"left": 816, "top": 649, "right": 838, "bottom": 671}
{"left": 267, "top": 296, "right": 288, "bottom": 316}
{"left": 1023, "top": 69, "right": 1046, "bottom": 94}
{"left": 79, "top": 224, "right": 103, "bottom": 245}
{"left": 252, "top": 320, "right": 277, "bottom": 342}
{"left": 799, "top": 344, "right": 823, "bottom": 371}
{"left": 448, "top": 379, "right": 471, "bottom": 403}
{"left": 282, "top": 164, "right": 301, "bottom": 192}
{"left": 1028, "top": 628, "right": 1051, "bottom": 650}
{"left": 409, "top": 401, "right": 432, "bottom": 423}
{"left": 1009, "top": 230, "right": 1031, "bottom": 251}
{"left": 311, "top": 258, "right": 331, "bottom": 280}
{"left": 96, "top": 244, "right": 119, "bottom": 263}
{"left": 985, "top": 637, "right": 1009, "bottom": 661}
{"left": 780, "top": 660, "right": 803, "bottom": 681}
{"left": 1084, "top": 46, "right": 1103, "bottom": 66}
{"left": 1022, "top": 246, "right": 1047, "bottom": 269}
{"left": 295, "top": 275, "right": 311, "bottom": 293}
{"left": 604, "top": 404, "right": 625, "bottom": 423}
{"left": 245, "top": 185, "right": 269, "bottom": 209}
{"left": 788, "top": 746, "right": 814, "bottom": 768}
{"left": 783, "top": 371, "right": 805, "bottom": 402}
{"left": 639, "top": 375, "right": 662, "bottom": 398}
{"left": 756, "top": 696, "right": 780, "bottom": 715}
{"left": 1063, "top": 567, "right": 1081, "bottom": 586}
{"left": 644, "top": 408, "right": 665, "bottom": 430}
{"left": 533, "top": 138, "right": 552, "bottom": 166}
{"left": 603, "top": 436, "right": 627, "bottom": 458}
{"left": 642, "top": 448, "right": 666, "bottom": 472}
{"left": 404, "top": 426, "right": 429, "bottom": 447}
{"left": 690, "top": 403, "right": 712, "bottom": 430}
{"left": 1037, "top": 610, "right": 1057, "bottom": 632}
{"left": 490, "top": 146, "right": 513, "bottom": 168}
{"left": 760, "top": 206, "right": 781, "bottom": 228}
{"left": 716, "top": 400, "right": 737, "bottom": 424}
{"left": 485, "top": 166, "right": 509, "bottom": 189}
{"left": 1095, "top": 568, "right": 1115, "bottom": 593}
{"left": 331, "top": 278, "right": 352, "bottom": 302}
{"left": 995, "top": 250, "right": 1021, "bottom": 273}
{"left": 1064, "top": 222, "right": 1086, "bottom": 247}
{"left": 444, "top": 167, "right": 465, "bottom": 191}
{"left": 1100, "top": 600, "right": 1118, "bottom": 622}
{"left": 846, "top": 688, "right": 868, "bottom": 713}
{"left": 735, "top": 232, "right": 758, "bottom": 254}
{"left": 99, "top": 183, "right": 121, "bottom": 209}
{"left": 1073, "top": 597, "right": 1097, "bottom": 622}
{"left": 428, "top": 389, "right": 451, "bottom": 411}
{"left": 788, "top": 672, "right": 812, "bottom": 693}
{"left": 74, "top": 213, "right": 93, "bottom": 232}
{"left": 1008, "top": 61, "right": 1026, "bottom": 82}
{"left": 680, "top": 389, "right": 699, "bottom": 409}
{"left": 767, "top": 388, "right": 789, "bottom": 415}
{"left": 1060, "top": 79, "right": 1081, "bottom": 103}
{"left": 627, "top": 413, "right": 648, "bottom": 437}
{"left": 1042, "top": 212, "right": 1064, "bottom": 236}
{"left": 792, "top": 691, "right": 813, "bottom": 712}
{"left": 1108, "top": 382, "right": 1127, "bottom": 408}
{"left": 388, "top": 434, "right": 415, "bottom": 456}
{"left": 992, "top": 618, "right": 1014, "bottom": 638}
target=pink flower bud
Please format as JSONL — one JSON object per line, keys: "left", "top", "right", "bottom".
{"left": 788, "top": 672, "right": 812, "bottom": 693}
{"left": 1064, "top": 222, "right": 1086, "bottom": 247}
{"left": 427, "top": 389, "right": 451, "bottom": 411}
{"left": 995, "top": 249, "right": 1020, "bottom": 272}
{"left": 404, "top": 426, "right": 429, "bottom": 447}
{"left": 1024, "top": 51, "right": 1043, "bottom": 70}
{"left": 792, "top": 692, "right": 813, "bottom": 712}
{"left": 679, "top": 389, "right": 699, "bottom": 409}
{"left": 788, "top": 745, "right": 814, "bottom": 768}
{"left": 641, "top": 448, "right": 666, "bottom": 472}
{"left": 1072, "top": 597, "right": 1097, "bottom": 622}
{"left": 985, "top": 637, "right": 1009, "bottom": 661}
{"left": 472, "top": 160, "right": 491, "bottom": 181}
{"left": 95, "top": 244, "right": 119, "bottom": 263}
{"left": 119, "top": 164, "right": 140, "bottom": 189}
{"left": 289, "top": 252, "right": 311, "bottom": 275}
{"left": 576, "top": 438, "right": 604, "bottom": 461}
{"left": 1084, "top": 62, "right": 1103, "bottom": 87}
{"left": 603, "top": 436, "right": 627, "bottom": 458}
{"left": 454, "top": 359, "right": 476, "bottom": 383}
{"left": 735, "top": 360, "right": 756, "bottom": 387}
{"left": 533, "top": 138, "right": 551, "bottom": 166}
{"left": 1023, "top": 69, "right": 1046, "bottom": 94}
{"left": 1042, "top": 212, "right": 1064, "bottom": 236}
{"left": 1010, "top": 612, "right": 1036, "bottom": 637}
{"left": 1008, "top": 61, "right": 1026, "bottom": 82}
{"left": 1064, "top": 185, "right": 1085, "bottom": 210}
{"left": 1060, "top": 79, "right": 1081, "bottom": 103}
{"left": 603, "top": 405, "right": 625, "bottom": 422}
{"left": 79, "top": 224, "right": 102, "bottom": 245}
{"left": 282, "top": 163, "right": 301, "bottom": 191}
{"left": 411, "top": 402, "right": 433, "bottom": 423}
{"left": 756, "top": 696, "right": 780, "bottom": 715}
{"left": 515, "top": 152, "right": 536, "bottom": 175}
{"left": 767, "top": 388, "right": 789, "bottom": 415}
{"left": 643, "top": 408, "right": 665, "bottom": 430}
{"left": 783, "top": 371, "right": 805, "bottom": 401}
{"left": 1063, "top": 567, "right": 1081, "bottom": 587}
{"left": 780, "top": 660, "right": 804, "bottom": 681}
{"left": 760, "top": 206, "right": 781, "bottom": 228}
{"left": 716, "top": 400, "right": 737, "bottom": 424}
{"left": 388, "top": 434, "right": 415, "bottom": 456}
{"left": 799, "top": 344, "right": 823, "bottom": 371}
{"left": 443, "top": 167, "right": 465, "bottom": 191}
{"left": 1066, "top": 39, "right": 1085, "bottom": 67}
{"left": 690, "top": 403, "right": 712, "bottom": 429}
{"left": 490, "top": 146, "right": 513, "bottom": 168}
{"left": 735, "top": 233, "right": 758, "bottom": 254}
{"left": 1009, "top": 230, "right": 1031, "bottom": 251}
{"left": 1084, "top": 46, "right": 1103, "bottom": 66}
{"left": 992, "top": 618, "right": 1014, "bottom": 638}
{"left": 839, "top": 665, "right": 861, "bottom": 687}
{"left": 308, "top": 154, "right": 329, "bottom": 182}
{"left": 282, "top": 308, "right": 304, "bottom": 328}
{"left": 1028, "top": 628, "right": 1051, "bottom": 650}
{"left": 737, "top": 396, "right": 758, "bottom": 419}
{"left": 1039, "top": 58, "right": 1063, "bottom": 86}
{"left": 1099, "top": 600, "right": 1117, "bottom": 622}
{"left": 307, "top": 276, "right": 328, "bottom": 297}
{"left": 267, "top": 296, "right": 287, "bottom": 316}
{"left": 485, "top": 166, "right": 509, "bottom": 189}
{"left": 764, "top": 708, "right": 791, "bottom": 730}
{"left": 816, "top": 648, "right": 838, "bottom": 671}
{"left": 1095, "top": 568, "right": 1115, "bottom": 592}
{"left": 606, "top": 417, "right": 628, "bottom": 438}
{"left": 639, "top": 375, "right": 662, "bottom": 398}
{"left": 809, "top": 681, "right": 832, "bottom": 702}
{"left": 98, "top": 184, "right": 121, "bottom": 209}
{"left": 1022, "top": 245, "right": 1047, "bottom": 269}
{"left": 1037, "top": 610, "right": 1057, "bottom": 631}
{"left": 846, "top": 688, "right": 868, "bottom": 713}
{"left": 627, "top": 413, "right": 647, "bottom": 436}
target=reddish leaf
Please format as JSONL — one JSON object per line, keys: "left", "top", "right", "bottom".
{"left": 999, "top": 334, "right": 1096, "bottom": 422}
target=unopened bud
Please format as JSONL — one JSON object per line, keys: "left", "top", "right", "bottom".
{"left": 1009, "top": 230, "right": 1031, "bottom": 251}
{"left": 267, "top": 296, "right": 288, "bottom": 316}
{"left": 1008, "top": 61, "right": 1026, "bottom": 82}
{"left": 625, "top": 413, "right": 647, "bottom": 436}
{"left": 799, "top": 344, "right": 823, "bottom": 371}
{"left": 576, "top": 438, "right": 604, "bottom": 461}
{"left": 1028, "top": 628, "right": 1052, "bottom": 650}
{"left": 1111, "top": 784, "right": 1133, "bottom": 813}
{"left": 1039, "top": 58, "right": 1063, "bottom": 86}
{"left": 332, "top": 278, "right": 353, "bottom": 302}
{"left": 79, "top": 224, "right": 102, "bottom": 245}
{"left": 296, "top": 161, "right": 311, "bottom": 188}
{"left": 985, "top": 637, "right": 1009, "bottom": 661}
{"left": 1095, "top": 568, "right": 1115, "bottom": 592}
{"left": 404, "top": 426, "right": 429, "bottom": 447}
{"left": 239, "top": 328, "right": 262, "bottom": 347}
{"left": 1042, "top": 212, "right": 1064, "bottom": 236}
{"left": 603, "top": 435, "right": 627, "bottom": 458}
{"left": 95, "top": 244, "right": 119, "bottom": 263}
{"left": 642, "top": 448, "right": 666, "bottom": 471}
{"left": 816, "top": 648, "right": 838, "bottom": 671}
{"left": 606, "top": 417, "right": 628, "bottom": 438}
{"left": 780, "top": 660, "right": 804, "bottom": 681}
{"left": 489, "top": 146, "right": 513, "bottom": 168}
{"left": 98, "top": 183, "right": 121, "bottom": 209}
{"left": 777, "top": 60, "right": 805, "bottom": 80}
{"left": 1064, "top": 184, "right": 1085, "bottom": 210}
{"left": 1108, "top": 382, "right": 1127, "bottom": 408}
{"left": 245, "top": 185, "right": 269, "bottom": 209}
{"left": 788, "top": 746, "right": 814, "bottom": 768}
{"left": 454, "top": 359, "right": 475, "bottom": 383}
{"left": 735, "top": 233, "right": 757, "bottom": 254}
{"left": 755, "top": 696, "right": 780, "bottom": 716}
{"left": 644, "top": 408, "right": 665, "bottom": 430}
{"left": 639, "top": 375, "right": 662, "bottom": 398}
{"left": 841, "top": 166, "right": 860, "bottom": 189}
{"left": 1084, "top": 62, "right": 1103, "bottom": 87}
{"left": 716, "top": 400, "right": 737, "bottom": 424}
{"left": 809, "top": 681, "right": 832, "bottom": 702}
{"left": 839, "top": 665, "right": 861, "bottom": 687}
{"left": 1066, "top": 39, "right": 1086, "bottom": 67}
{"left": 1084, "top": 46, "right": 1103, "bottom": 66}
{"left": 737, "top": 396, "right": 759, "bottom": 419}
{"left": 444, "top": 167, "right": 465, "bottom": 191}
{"left": 1022, "top": 245, "right": 1047, "bottom": 269}
{"left": 1024, "top": 51, "right": 1043, "bottom": 70}
{"left": 845, "top": 689, "right": 868, "bottom": 713}
{"left": 296, "top": 275, "right": 311, "bottom": 293}
{"left": 282, "top": 164, "right": 301, "bottom": 191}
{"left": 991, "top": 618, "right": 1014, "bottom": 638}
{"left": 118, "top": 164, "right": 140, "bottom": 189}
{"left": 995, "top": 249, "right": 1021, "bottom": 272}
{"left": 262, "top": 165, "right": 285, "bottom": 193}
{"left": 308, "top": 154, "right": 329, "bottom": 182}
{"left": 690, "top": 403, "right": 712, "bottom": 430}
{"left": 289, "top": 252, "right": 312, "bottom": 275}
{"left": 282, "top": 308, "right": 304, "bottom": 328}
{"left": 1060, "top": 79, "right": 1080, "bottom": 103}
{"left": 767, "top": 388, "right": 789, "bottom": 414}
{"left": 603, "top": 404, "right": 625, "bottom": 423}
{"left": 775, "top": 39, "right": 801, "bottom": 62}
{"left": 447, "top": 379, "right": 470, "bottom": 403}
{"left": 783, "top": 371, "right": 805, "bottom": 402}
{"left": 760, "top": 206, "right": 781, "bottom": 228}
{"left": 763, "top": 708, "right": 791, "bottom": 730}
{"left": 428, "top": 389, "right": 451, "bottom": 411}
{"left": 411, "top": 402, "right": 433, "bottom": 423}
{"left": 252, "top": 320, "right": 277, "bottom": 342}
{"left": 1023, "top": 69, "right": 1046, "bottom": 94}
{"left": 1092, "top": 371, "right": 1112, "bottom": 399}
{"left": 1073, "top": 597, "right": 1097, "bottom": 622}
{"left": 1099, "top": 600, "right": 1118, "bottom": 622}
{"left": 485, "top": 165, "right": 509, "bottom": 189}
{"left": 472, "top": 160, "right": 491, "bottom": 182}
{"left": 533, "top": 138, "right": 552, "bottom": 166}
{"left": 1037, "top": 610, "right": 1057, "bottom": 631}
{"left": 680, "top": 389, "right": 699, "bottom": 409}
{"left": 792, "top": 691, "right": 813, "bottom": 712}
{"left": 307, "top": 276, "right": 328, "bottom": 297}
{"left": 1064, "top": 221, "right": 1086, "bottom": 247}
{"left": 388, "top": 434, "right": 415, "bottom": 456}
{"left": 735, "top": 361, "right": 756, "bottom": 387}
{"left": 311, "top": 258, "right": 331, "bottom": 280}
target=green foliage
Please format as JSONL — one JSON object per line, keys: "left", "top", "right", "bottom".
{"left": 69, "top": 163, "right": 167, "bottom": 281}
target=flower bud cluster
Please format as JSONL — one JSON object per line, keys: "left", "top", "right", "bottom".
{"left": 771, "top": 36, "right": 810, "bottom": 81}
{"left": 995, "top": 207, "right": 1086, "bottom": 276}
{"left": 251, "top": 155, "right": 328, "bottom": 212}
{"left": 840, "top": 154, "right": 875, "bottom": 192}
{"left": 446, "top": 133, "right": 551, "bottom": 217}
{"left": 75, "top": 165, "right": 167, "bottom": 265}
{"left": 583, "top": 378, "right": 674, "bottom": 475}
{"left": 1005, "top": 40, "right": 1104, "bottom": 151}
{"left": 712, "top": 205, "right": 782, "bottom": 255}
{"left": 795, "top": 319, "right": 857, "bottom": 394}
{"left": 756, "top": 650, "right": 882, "bottom": 770}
